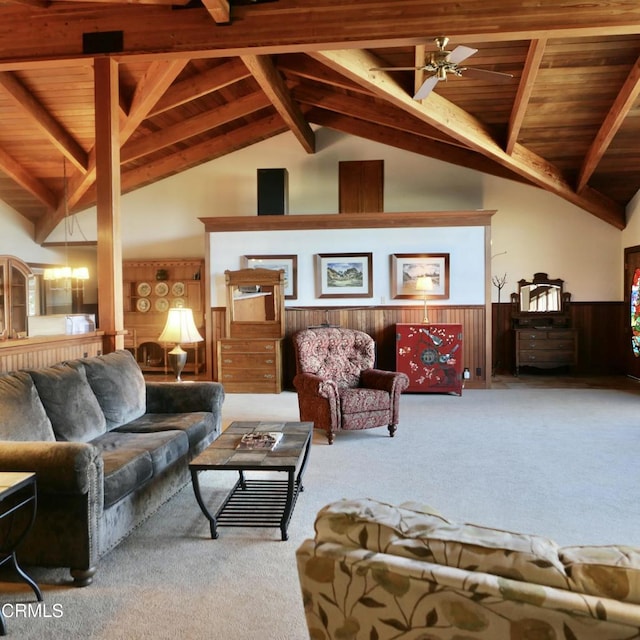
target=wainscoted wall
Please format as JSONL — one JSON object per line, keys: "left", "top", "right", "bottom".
{"left": 212, "top": 300, "right": 625, "bottom": 390}
{"left": 493, "top": 301, "right": 625, "bottom": 376}
{"left": 0, "top": 333, "right": 104, "bottom": 374}
{"left": 211, "top": 305, "right": 487, "bottom": 390}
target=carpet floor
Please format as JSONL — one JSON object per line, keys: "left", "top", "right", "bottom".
{"left": 1, "top": 377, "right": 639, "bottom": 639}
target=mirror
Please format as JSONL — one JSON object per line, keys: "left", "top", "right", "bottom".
{"left": 516, "top": 273, "right": 566, "bottom": 313}
{"left": 519, "top": 282, "right": 562, "bottom": 312}
{"left": 224, "top": 268, "right": 285, "bottom": 339}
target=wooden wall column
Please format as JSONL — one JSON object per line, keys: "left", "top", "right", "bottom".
{"left": 94, "top": 57, "right": 124, "bottom": 353}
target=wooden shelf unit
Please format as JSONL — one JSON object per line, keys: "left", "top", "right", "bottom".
{"left": 123, "top": 259, "right": 205, "bottom": 376}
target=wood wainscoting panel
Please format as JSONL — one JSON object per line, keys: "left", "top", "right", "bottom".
{"left": 0, "top": 333, "right": 104, "bottom": 374}
{"left": 212, "top": 305, "right": 487, "bottom": 390}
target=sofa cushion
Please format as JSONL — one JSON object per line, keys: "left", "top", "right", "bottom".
{"left": 314, "top": 498, "right": 569, "bottom": 590}
{"left": 28, "top": 363, "right": 107, "bottom": 442}
{"left": 561, "top": 545, "right": 640, "bottom": 604}
{"left": 0, "top": 372, "right": 55, "bottom": 442}
{"left": 339, "top": 387, "right": 391, "bottom": 414}
{"left": 117, "top": 412, "right": 214, "bottom": 450}
{"left": 79, "top": 350, "right": 146, "bottom": 430}
{"left": 92, "top": 430, "right": 189, "bottom": 507}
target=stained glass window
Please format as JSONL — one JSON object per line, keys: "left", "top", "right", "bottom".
{"left": 631, "top": 268, "right": 640, "bottom": 357}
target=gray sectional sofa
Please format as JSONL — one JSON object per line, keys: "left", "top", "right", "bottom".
{"left": 0, "top": 349, "right": 224, "bottom": 586}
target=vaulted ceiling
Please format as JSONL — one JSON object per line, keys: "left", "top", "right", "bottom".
{"left": 0, "top": 0, "right": 639, "bottom": 243}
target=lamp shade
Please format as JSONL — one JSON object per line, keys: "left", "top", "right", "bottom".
{"left": 415, "top": 276, "right": 433, "bottom": 292}
{"left": 158, "top": 308, "right": 203, "bottom": 344}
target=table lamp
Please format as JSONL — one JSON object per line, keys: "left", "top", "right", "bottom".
{"left": 158, "top": 308, "right": 203, "bottom": 381}
{"left": 415, "top": 276, "right": 433, "bottom": 324}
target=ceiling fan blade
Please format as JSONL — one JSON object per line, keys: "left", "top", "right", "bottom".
{"left": 448, "top": 45, "right": 477, "bottom": 65}
{"left": 413, "top": 75, "right": 440, "bottom": 100}
{"left": 462, "top": 67, "right": 514, "bottom": 82}
{"left": 370, "top": 66, "right": 423, "bottom": 71}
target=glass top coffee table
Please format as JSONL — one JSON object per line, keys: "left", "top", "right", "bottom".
{"left": 189, "top": 421, "right": 313, "bottom": 540}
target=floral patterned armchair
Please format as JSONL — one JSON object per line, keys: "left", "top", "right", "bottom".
{"left": 292, "top": 328, "right": 409, "bottom": 444}
{"left": 296, "top": 498, "right": 640, "bottom": 640}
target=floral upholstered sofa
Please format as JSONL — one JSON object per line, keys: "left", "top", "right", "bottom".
{"left": 296, "top": 498, "right": 640, "bottom": 639}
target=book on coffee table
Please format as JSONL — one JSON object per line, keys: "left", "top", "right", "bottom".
{"left": 236, "top": 432, "right": 284, "bottom": 450}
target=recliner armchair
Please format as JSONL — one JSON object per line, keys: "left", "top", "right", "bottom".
{"left": 292, "top": 328, "right": 409, "bottom": 444}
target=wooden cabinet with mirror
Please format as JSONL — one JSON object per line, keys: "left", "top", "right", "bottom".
{"left": 0, "top": 256, "right": 34, "bottom": 340}
{"left": 217, "top": 268, "right": 285, "bottom": 393}
{"left": 511, "top": 272, "right": 577, "bottom": 375}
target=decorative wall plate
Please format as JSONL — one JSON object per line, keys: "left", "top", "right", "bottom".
{"left": 171, "top": 281, "right": 185, "bottom": 296}
{"left": 155, "top": 298, "right": 169, "bottom": 313}
{"left": 137, "top": 282, "right": 151, "bottom": 297}
{"left": 136, "top": 298, "right": 151, "bottom": 313}
{"left": 173, "top": 297, "right": 185, "bottom": 308}
{"left": 154, "top": 282, "right": 169, "bottom": 297}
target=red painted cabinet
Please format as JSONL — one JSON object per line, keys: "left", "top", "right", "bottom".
{"left": 395, "top": 323, "right": 463, "bottom": 394}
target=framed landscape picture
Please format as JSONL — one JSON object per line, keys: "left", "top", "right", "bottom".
{"left": 242, "top": 254, "right": 298, "bottom": 299}
{"left": 391, "top": 253, "right": 450, "bottom": 299}
{"left": 315, "top": 252, "right": 373, "bottom": 298}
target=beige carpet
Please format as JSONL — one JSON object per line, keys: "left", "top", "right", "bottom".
{"left": 2, "top": 378, "right": 639, "bottom": 639}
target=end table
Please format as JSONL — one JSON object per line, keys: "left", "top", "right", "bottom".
{"left": 0, "top": 472, "right": 43, "bottom": 636}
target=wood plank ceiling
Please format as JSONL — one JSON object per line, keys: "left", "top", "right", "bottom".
{"left": 0, "top": 0, "right": 639, "bottom": 242}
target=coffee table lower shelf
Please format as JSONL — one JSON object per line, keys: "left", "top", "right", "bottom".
{"left": 189, "top": 421, "right": 313, "bottom": 541}
{"left": 194, "top": 473, "right": 302, "bottom": 541}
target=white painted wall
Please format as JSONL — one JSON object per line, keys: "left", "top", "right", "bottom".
{"left": 13, "top": 127, "right": 638, "bottom": 306}
{"left": 210, "top": 226, "right": 486, "bottom": 307}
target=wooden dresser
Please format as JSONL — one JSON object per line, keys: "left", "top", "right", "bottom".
{"left": 511, "top": 272, "right": 577, "bottom": 375}
{"left": 217, "top": 268, "right": 285, "bottom": 393}
{"left": 514, "top": 328, "right": 577, "bottom": 375}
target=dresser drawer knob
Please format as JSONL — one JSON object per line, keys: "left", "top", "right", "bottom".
{"left": 223, "top": 358, "right": 232, "bottom": 364}
{"left": 222, "top": 345, "right": 232, "bottom": 350}
{"left": 263, "top": 374, "right": 274, "bottom": 379}
{"left": 265, "top": 345, "right": 274, "bottom": 351}
{"left": 265, "top": 359, "right": 274, "bottom": 364}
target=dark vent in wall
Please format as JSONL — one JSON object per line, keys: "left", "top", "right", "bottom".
{"left": 82, "top": 31, "right": 124, "bottom": 55}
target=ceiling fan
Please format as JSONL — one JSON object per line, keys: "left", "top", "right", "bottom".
{"left": 370, "top": 37, "right": 514, "bottom": 100}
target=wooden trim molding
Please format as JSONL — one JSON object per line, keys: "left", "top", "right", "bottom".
{"left": 200, "top": 210, "right": 495, "bottom": 233}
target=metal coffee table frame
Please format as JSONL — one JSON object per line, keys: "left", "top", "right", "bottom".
{"left": 189, "top": 421, "right": 312, "bottom": 541}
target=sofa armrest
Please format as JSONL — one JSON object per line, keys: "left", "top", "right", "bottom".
{"left": 360, "top": 369, "right": 409, "bottom": 394}
{"left": 293, "top": 373, "right": 339, "bottom": 400}
{"left": 0, "top": 441, "right": 102, "bottom": 495}
{"left": 145, "top": 381, "right": 225, "bottom": 414}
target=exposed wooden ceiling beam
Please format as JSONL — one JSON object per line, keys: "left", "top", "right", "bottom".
{"left": 241, "top": 55, "right": 315, "bottom": 153}
{"left": 294, "top": 84, "right": 459, "bottom": 148}
{"left": 311, "top": 48, "right": 625, "bottom": 229}
{"left": 201, "top": 0, "right": 230, "bottom": 24}
{"left": 75, "top": 113, "right": 290, "bottom": 208}
{"left": 1, "top": 1, "right": 640, "bottom": 63}
{"left": 148, "top": 59, "right": 252, "bottom": 117}
{"left": 0, "top": 144, "right": 57, "bottom": 209}
{"left": 577, "top": 52, "right": 640, "bottom": 192}
{"left": 34, "top": 58, "right": 187, "bottom": 243}
{"left": 309, "top": 108, "right": 528, "bottom": 186}
{"left": 0, "top": 71, "right": 88, "bottom": 172}
{"left": 121, "top": 90, "right": 273, "bottom": 163}
{"left": 506, "top": 39, "right": 546, "bottom": 155}
{"left": 121, "top": 59, "right": 188, "bottom": 139}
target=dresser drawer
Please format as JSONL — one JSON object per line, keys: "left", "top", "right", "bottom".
{"left": 519, "top": 339, "right": 575, "bottom": 351}
{"left": 218, "top": 353, "right": 277, "bottom": 369}
{"left": 519, "top": 350, "right": 575, "bottom": 364}
{"left": 218, "top": 339, "right": 278, "bottom": 354}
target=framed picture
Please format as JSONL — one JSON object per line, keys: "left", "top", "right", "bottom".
{"left": 391, "top": 253, "right": 450, "bottom": 299}
{"left": 242, "top": 254, "right": 297, "bottom": 299}
{"left": 315, "top": 252, "right": 373, "bottom": 298}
